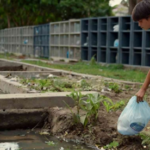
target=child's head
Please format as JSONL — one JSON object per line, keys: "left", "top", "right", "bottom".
{"left": 132, "top": 0, "right": 150, "bottom": 30}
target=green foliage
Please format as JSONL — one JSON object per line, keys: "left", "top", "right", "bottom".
{"left": 45, "top": 141, "right": 55, "bottom": 146}
{"left": 89, "top": 56, "right": 96, "bottom": 66}
{"left": 124, "top": 85, "right": 130, "bottom": 90}
{"left": 22, "top": 60, "right": 147, "bottom": 83}
{"left": 58, "top": 0, "right": 113, "bottom": 19}
{"left": 66, "top": 91, "right": 85, "bottom": 124}
{"left": 80, "top": 79, "right": 91, "bottom": 90}
{"left": 103, "top": 97, "right": 126, "bottom": 112}
{"left": 103, "top": 97, "right": 113, "bottom": 112}
{"left": 105, "top": 82, "right": 122, "bottom": 93}
{"left": 66, "top": 92, "right": 104, "bottom": 127}
{"left": 104, "top": 141, "right": 119, "bottom": 149}
{"left": 0, "top": 0, "right": 113, "bottom": 28}
{"left": 139, "top": 133, "right": 150, "bottom": 147}
{"left": 107, "top": 64, "right": 124, "bottom": 70}
{"left": 80, "top": 93, "right": 103, "bottom": 126}
{"left": 20, "top": 78, "right": 74, "bottom": 92}
{"left": 67, "top": 91, "right": 84, "bottom": 115}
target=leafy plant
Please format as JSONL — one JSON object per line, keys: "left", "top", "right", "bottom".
{"left": 139, "top": 133, "right": 150, "bottom": 147}
{"left": 38, "top": 79, "right": 51, "bottom": 90}
{"left": 105, "top": 82, "right": 122, "bottom": 93}
{"left": 124, "top": 85, "right": 130, "bottom": 90}
{"left": 103, "top": 97, "right": 113, "bottom": 112}
{"left": 80, "top": 79, "right": 91, "bottom": 90}
{"left": 45, "top": 141, "right": 55, "bottom": 146}
{"left": 80, "top": 93, "right": 103, "bottom": 126}
{"left": 89, "top": 55, "right": 96, "bottom": 65}
{"left": 66, "top": 92, "right": 104, "bottom": 127}
{"left": 104, "top": 141, "right": 119, "bottom": 149}
{"left": 20, "top": 77, "right": 75, "bottom": 92}
{"left": 67, "top": 91, "right": 84, "bottom": 116}
{"left": 103, "top": 98, "right": 126, "bottom": 112}
{"left": 65, "top": 91, "right": 85, "bottom": 124}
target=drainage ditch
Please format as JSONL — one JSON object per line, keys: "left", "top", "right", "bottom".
{"left": 0, "top": 59, "right": 96, "bottom": 150}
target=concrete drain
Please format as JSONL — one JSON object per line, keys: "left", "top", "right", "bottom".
{"left": 0, "top": 59, "right": 96, "bottom": 150}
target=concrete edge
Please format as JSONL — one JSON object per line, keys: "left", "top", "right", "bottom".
{"left": 0, "top": 74, "right": 29, "bottom": 94}
{"left": 0, "top": 59, "right": 143, "bottom": 85}
{"left": 0, "top": 91, "right": 97, "bottom": 109}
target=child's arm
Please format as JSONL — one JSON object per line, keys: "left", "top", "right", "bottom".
{"left": 136, "top": 70, "right": 150, "bottom": 102}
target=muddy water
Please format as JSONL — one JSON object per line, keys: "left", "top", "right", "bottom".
{"left": 0, "top": 130, "right": 93, "bottom": 150}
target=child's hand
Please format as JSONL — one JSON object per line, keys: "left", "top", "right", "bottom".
{"left": 135, "top": 88, "right": 146, "bottom": 103}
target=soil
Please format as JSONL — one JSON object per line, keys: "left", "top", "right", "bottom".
{"left": 42, "top": 81, "right": 150, "bottom": 150}
{"left": 0, "top": 65, "right": 26, "bottom": 71}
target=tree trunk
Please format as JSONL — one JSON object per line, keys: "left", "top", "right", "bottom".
{"left": 6, "top": 14, "right": 10, "bottom": 28}
{"left": 128, "top": 0, "right": 143, "bottom": 14}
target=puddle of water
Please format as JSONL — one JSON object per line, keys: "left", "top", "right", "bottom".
{"left": 0, "top": 130, "right": 93, "bottom": 150}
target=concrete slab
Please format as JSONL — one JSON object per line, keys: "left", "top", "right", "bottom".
{"left": 0, "top": 75, "right": 28, "bottom": 94}
{"left": 0, "top": 91, "right": 97, "bottom": 109}
{"left": 0, "top": 71, "right": 62, "bottom": 78}
{"left": 0, "top": 109, "right": 48, "bottom": 130}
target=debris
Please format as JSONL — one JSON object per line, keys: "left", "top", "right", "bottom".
{"left": 47, "top": 74, "right": 54, "bottom": 78}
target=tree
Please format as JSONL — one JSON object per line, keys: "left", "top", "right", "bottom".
{"left": 0, "top": 0, "right": 113, "bottom": 29}
{"left": 122, "top": 0, "right": 143, "bottom": 14}
{"left": 58, "top": 0, "right": 112, "bottom": 20}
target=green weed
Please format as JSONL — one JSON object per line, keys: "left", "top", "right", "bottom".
{"left": 22, "top": 60, "right": 147, "bottom": 83}
{"left": 104, "top": 141, "right": 119, "bottom": 149}
{"left": 66, "top": 92, "right": 104, "bottom": 127}
{"left": 139, "top": 133, "right": 150, "bottom": 147}
{"left": 89, "top": 55, "right": 96, "bottom": 65}
{"left": 103, "top": 97, "right": 126, "bottom": 112}
{"left": 105, "top": 82, "right": 122, "bottom": 93}
{"left": 45, "top": 141, "right": 55, "bottom": 146}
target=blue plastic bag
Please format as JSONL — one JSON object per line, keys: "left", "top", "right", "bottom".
{"left": 117, "top": 96, "right": 150, "bottom": 135}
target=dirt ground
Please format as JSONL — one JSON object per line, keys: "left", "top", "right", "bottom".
{"left": 0, "top": 65, "right": 25, "bottom": 71}
{"left": 2, "top": 62, "right": 150, "bottom": 149}
{"left": 42, "top": 79, "right": 150, "bottom": 150}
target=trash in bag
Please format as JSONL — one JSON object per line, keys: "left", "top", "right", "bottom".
{"left": 117, "top": 96, "right": 150, "bottom": 135}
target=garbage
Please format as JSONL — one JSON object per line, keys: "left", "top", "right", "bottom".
{"left": 117, "top": 96, "right": 150, "bottom": 135}
{"left": 47, "top": 74, "right": 54, "bottom": 78}
{"left": 114, "top": 39, "right": 119, "bottom": 47}
{"left": 113, "top": 24, "right": 119, "bottom": 31}
{"left": 0, "top": 142, "right": 19, "bottom": 150}
{"left": 60, "top": 147, "right": 64, "bottom": 150}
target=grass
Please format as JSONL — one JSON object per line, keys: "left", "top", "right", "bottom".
{"left": 21, "top": 60, "right": 147, "bottom": 83}
{"left": 0, "top": 53, "right": 146, "bottom": 82}
{"left": 0, "top": 52, "right": 15, "bottom": 60}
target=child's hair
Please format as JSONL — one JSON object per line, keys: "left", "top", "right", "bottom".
{"left": 132, "top": 0, "right": 150, "bottom": 21}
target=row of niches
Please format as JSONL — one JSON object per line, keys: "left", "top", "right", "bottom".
{"left": 82, "top": 31, "right": 150, "bottom": 48}
{"left": 1, "top": 44, "right": 34, "bottom": 55}
{"left": 50, "top": 35, "right": 80, "bottom": 46}
{"left": 0, "top": 27, "right": 34, "bottom": 36}
{"left": 34, "top": 24, "right": 49, "bottom": 35}
{"left": 0, "top": 37, "right": 34, "bottom": 45}
{"left": 51, "top": 22, "right": 80, "bottom": 34}
{"left": 50, "top": 47, "right": 81, "bottom": 60}
{"left": 81, "top": 17, "right": 143, "bottom": 31}
{"left": 81, "top": 47, "right": 150, "bottom": 66}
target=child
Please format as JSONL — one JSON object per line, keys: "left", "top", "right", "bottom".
{"left": 132, "top": 0, "right": 150, "bottom": 102}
